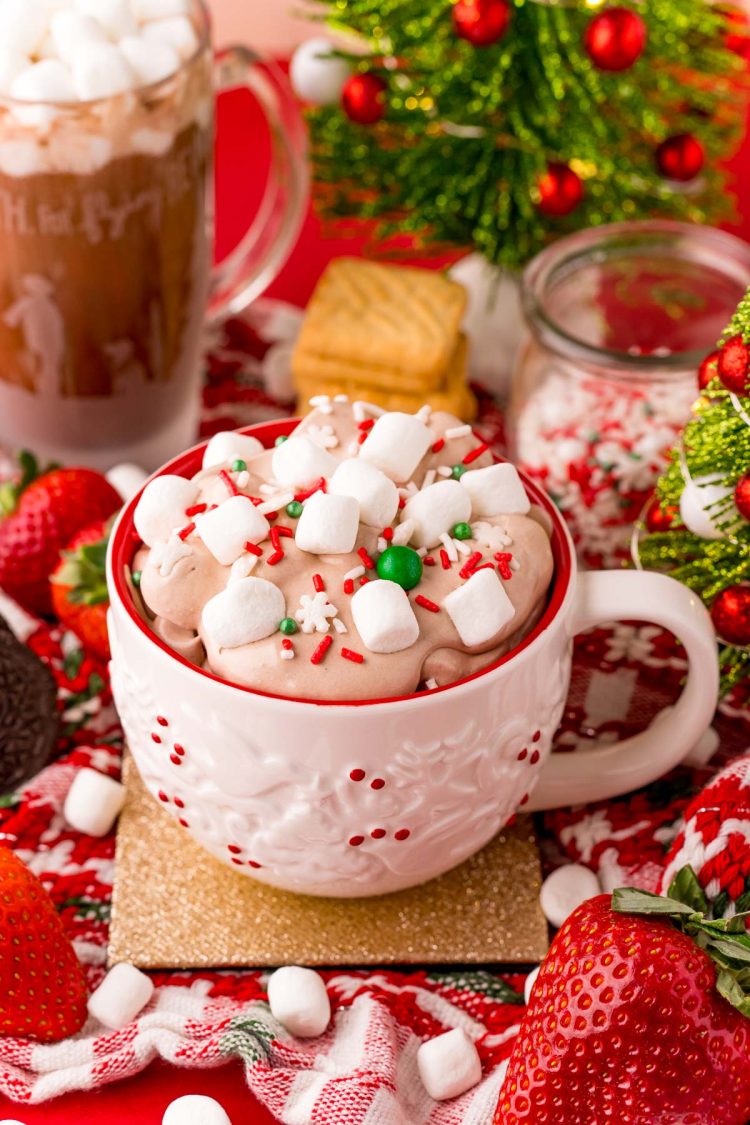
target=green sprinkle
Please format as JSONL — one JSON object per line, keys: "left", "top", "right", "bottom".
{"left": 451, "top": 464, "right": 466, "bottom": 480}
{"left": 286, "top": 500, "right": 304, "bottom": 519}
{"left": 274, "top": 435, "right": 288, "bottom": 446}
{"left": 131, "top": 570, "right": 142, "bottom": 587}
{"left": 452, "top": 522, "right": 472, "bottom": 540}
{"left": 231, "top": 459, "right": 247, "bottom": 472}
{"left": 279, "top": 617, "right": 298, "bottom": 635}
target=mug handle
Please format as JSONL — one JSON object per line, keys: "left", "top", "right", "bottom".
{"left": 527, "top": 570, "right": 719, "bottom": 811}
{"left": 208, "top": 47, "right": 309, "bottom": 321}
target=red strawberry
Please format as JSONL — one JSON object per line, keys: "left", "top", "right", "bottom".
{"left": 0, "top": 452, "right": 121, "bottom": 616}
{"left": 0, "top": 846, "right": 88, "bottom": 1042}
{"left": 497, "top": 868, "right": 750, "bottom": 1125}
{"left": 50, "top": 517, "right": 113, "bottom": 661}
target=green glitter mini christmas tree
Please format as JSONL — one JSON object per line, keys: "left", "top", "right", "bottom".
{"left": 639, "top": 289, "right": 750, "bottom": 694}
{"left": 294, "top": 0, "right": 747, "bottom": 270}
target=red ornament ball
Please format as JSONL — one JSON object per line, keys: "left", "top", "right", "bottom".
{"left": 453, "top": 0, "right": 511, "bottom": 47}
{"left": 717, "top": 334, "right": 750, "bottom": 395}
{"left": 341, "top": 73, "right": 386, "bottom": 125}
{"left": 537, "top": 163, "right": 584, "bottom": 217}
{"left": 711, "top": 585, "right": 750, "bottom": 647}
{"left": 735, "top": 471, "right": 750, "bottom": 522}
{"left": 698, "top": 349, "right": 719, "bottom": 391}
{"left": 584, "top": 7, "right": 647, "bottom": 71}
{"left": 656, "top": 133, "right": 705, "bottom": 182}
{"left": 645, "top": 496, "right": 681, "bottom": 534}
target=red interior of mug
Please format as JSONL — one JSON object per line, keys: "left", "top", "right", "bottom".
{"left": 110, "top": 419, "right": 573, "bottom": 707}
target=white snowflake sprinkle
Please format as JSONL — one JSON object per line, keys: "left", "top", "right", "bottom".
{"left": 392, "top": 519, "right": 415, "bottom": 546}
{"left": 307, "top": 424, "right": 339, "bottom": 450}
{"left": 333, "top": 617, "right": 348, "bottom": 634}
{"left": 471, "top": 521, "right": 513, "bottom": 551}
{"left": 152, "top": 532, "right": 193, "bottom": 576}
{"left": 295, "top": 591, "right": 339, "bottom": 634}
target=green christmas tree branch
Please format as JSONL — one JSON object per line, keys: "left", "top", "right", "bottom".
{"left": 306, "top": 0, "right": 745, "bottom": 269}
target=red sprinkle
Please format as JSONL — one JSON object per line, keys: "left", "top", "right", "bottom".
{"left": 474, "top": 563, "right": 495, "bottom": 572}
{"left": 311, "top": 635, "right": 333, "bottom": 665}
{"left": 495, "top": 552, "right": 514, "bottom": 580}
{"left": 294, "top": 477, "right": 326, "bottom": 503}
{"left": 382, "top": 527, "right": 394, "bottom": 541}
{"left": 341, "top": 648, "right": 364, "bottom": 663}
{"left": 358, "top": 547, "right": 375, "bottom": 569}
{"left": 423, "top": 555, "right": 435, "bottom": 566}
{"left": 281, "top": 638, "right": 293, "bottom": 650}
{"left": 177, "top": 521, "right": 195, "bottom": 541}
{"left": 459, "top": 552, "right": 483, "bottom": 580}
{"left": 265, "top": 511, "right": 279, "bottom": 522}
{"left": 344, "top": 579, "right": 355, "bottom": 595}
{"left": 440, "top": 549, "right": 452, "bottom": 570}
{"left": 275, "top": 525, "right": 293, "bottom": 539}
{"left": 245, "top": 541, "right": 262, "bottom": 556}
{"left": 185, "top": 503, "right": 207, "bottom": 517}
{"left": 398, "top": 496, "right": 406, "bottom": 510}
{"left": 270, "top": 527, "right": 281, "bottom": 551}
{"left": 359, "top": 576, "right": 370, "bottom": 586}
{"left": 357, "top": 418, "right": 375, "bottom": 431}
{"left": 431, "top": 438, "right": 445, "bottom": 454}
{"left": 415, "top": 595, "right": 440, "bottom": 613}
{"left": 313, "top": 573, "right": 325, "bottom": 592}
{"left": 249, "top": 496, "right": 263, "bottom": 506}
{"left": 219, "top": 469, "right": 239, "bottom": 495}
{"left": 462, "top": 442, "right": 489, "bottom": 466}
{"left": 266, "top": 551, "right": 284, "bottom": 566}
{"left": 358, "top": 431, "right": 369, "bottom": 444}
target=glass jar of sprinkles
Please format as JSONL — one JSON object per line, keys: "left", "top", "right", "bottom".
{"left": 508, "top": 222, "right": 750, "bottom": 568}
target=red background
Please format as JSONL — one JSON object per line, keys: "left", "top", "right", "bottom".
{"left": 6, "top": 86, "right": 750, "bottom": 1125}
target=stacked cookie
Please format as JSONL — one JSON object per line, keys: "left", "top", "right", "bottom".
{"left": 292, "top": 258, "right": 476, "bottom": 419}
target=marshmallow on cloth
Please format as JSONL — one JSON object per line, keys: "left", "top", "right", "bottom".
{"left": 87, "top": 962, "right": 154, "bottom": 1030}
{"left": 460, "top": 462, "right": 530, "bottom": 517}
{"left": 443, "top": 567, "right": 515, "bottom": 647}
{"left": 106, "top": 462, "right": 149, "bottom": 502}
{"left": 540, "top": 864, "right": 601, "bottom": 929}
{"left": 196, "top": 496, "right": 269, "bottom": 565}
{"left": 402, "top": 480, "right": 471, "bottom": 548}
{"left": 295, "top": 491, "right": 359, "bottom": 555}
{"left": 134, "top": 474, "right": 199, "bottom": 546}
{"left": 202, "top": 431, "right": 264, "bottom": 471}
{"left": 359, "top": 411, "right": 433, "bottom": 482}
{"left": 267, "top": 965, "right": 331, "bottom": 1038}
{"left": 63, "top": 767, "right": 125, "bottom": 837}
{"left": 162, "top": 1096, "right": 232, "bottom": 1125}
{"left": 272, "top": 435, "right": 336, "bottom": 489}
{"left": 417, "top": 1027, "right": 482, "bottom": 1101}
{"left": 351, "top": 579, "right": 419, "bottom": 653}
{"left": 202, "top": 578, "right": 285, "bottom": 648}
{"left": 329, "top": 457, "right": 399, "bottom": 528}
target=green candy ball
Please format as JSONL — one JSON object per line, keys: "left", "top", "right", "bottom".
{"left": 376, "top": 545, "right": 423, "bottom": 591}
{"left": 131, "top": 570, "right": 142, "bottom": 588}
{"left": 286, "top": 500, "right": 304, "bottom": 519}
{"left": 279, "top": 617, "right": 298, "bottom": 635}
{"left": 231, "top": 458, "right": 247, "bottom": 472}
{"left": 274, "top": 434, "right": 289, "bottom": 446}
{"left": 451, "top": 463, "right": 466, "bottom": 480}
{"left": 452, "top": 522, "right": 472, "bottom": 540}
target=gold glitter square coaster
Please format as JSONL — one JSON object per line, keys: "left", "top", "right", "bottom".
{"left": 109, "top": 758, "right": 548, "bottom": 969}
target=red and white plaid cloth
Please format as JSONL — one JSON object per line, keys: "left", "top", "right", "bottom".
{"left": 1, "top": 301, "right": 749, "bottom": 1120}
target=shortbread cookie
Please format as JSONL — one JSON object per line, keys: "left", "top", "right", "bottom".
{"left": 292, "top": 259, "right": 467, "bottom": 393}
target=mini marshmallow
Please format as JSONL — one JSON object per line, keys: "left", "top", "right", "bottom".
{"left": 0, "top": 48, "right": 26, "bottom": 96}
{"left": 132, "top": 0, "right": 189, "bottom": 19}
{"left": 351, "top": 579, "right": 420, "bottom": 654}
{"left": 295, "top": 491, "right": 359, "bottom": 555}
{"left": 142, "top": 15, "right": 198, "bottom": 60}
{"left": 10, "top": 59, "right": 76, "bottom": 104}
{"left": 271, "top": 436, "right": 336, "bottom": 490}
{"left": 196, "top": 496, "right": 269, "bottom": 565}
{"left": 202, "top": 431, "right": 264, "bottom": 471}
{"left": 75, "top": 0, "right": 137, "bottom": 39}
{"left": 120, "top": 34, "right": 180, "bottom": 86}
{"left": 87, "top": 962, "right": 154, "bottom": 1030}
{"left": 72, "top": 42, "right": 135, "bottom": 101}
{"left": 63, "top": 767, "right": 125, "bottom": 837}
{"left": 202, "top": 578, "right": 285, "bottom": 648}
{"left": 50, "top": 11, "right": 107, "bottom": 67}
{"left": 539, "top": 864, "right": 601, "bottom": 929}
{"left": 442, "top": 567, "right": 516, "bottom": 647}
{"left": 329, "top": 458, "right": 399, "bottom": 528}
{"left": 524, "top": 966, "right": 540, "bottom": 1005}
{"left": 460, "top": 462, "right": 530, "bottom": 518}
{"left": 359, "top": 411, "right": 433, "bottom": 482}
{"left": 162, "top": 1096, "right": 232, "bottom": 1125}
{"left": 133, "top": 474, "right": 199, "bottom": 546}
{"left": 105, "top": 461, "right": 148, "bottom": 502}
{"left": 417, "top": 1028, "right": 482, "bottom": 1102}
{"left": 267, "top": 966, "right": 331, "bottom": 1038}
{"left": 0, "top": 0, "right": 48, "bottom": 56}
{"left": 402, "top": 481, "right": 471, "bottom": 549}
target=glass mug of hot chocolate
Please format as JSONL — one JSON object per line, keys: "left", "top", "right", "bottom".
{"left": 0, "top": 0, "right": 307, "bottom": 468}
{"left": 107, "top": 402, "right": 719, "bottom": 898}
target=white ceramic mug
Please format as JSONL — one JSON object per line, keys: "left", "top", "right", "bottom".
{"left": 107, "top": 418, "right": 719, "bottom": 898}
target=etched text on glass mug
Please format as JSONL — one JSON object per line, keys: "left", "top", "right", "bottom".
{"left": 0, "top": 1, "right": 306, "bottom": 469}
